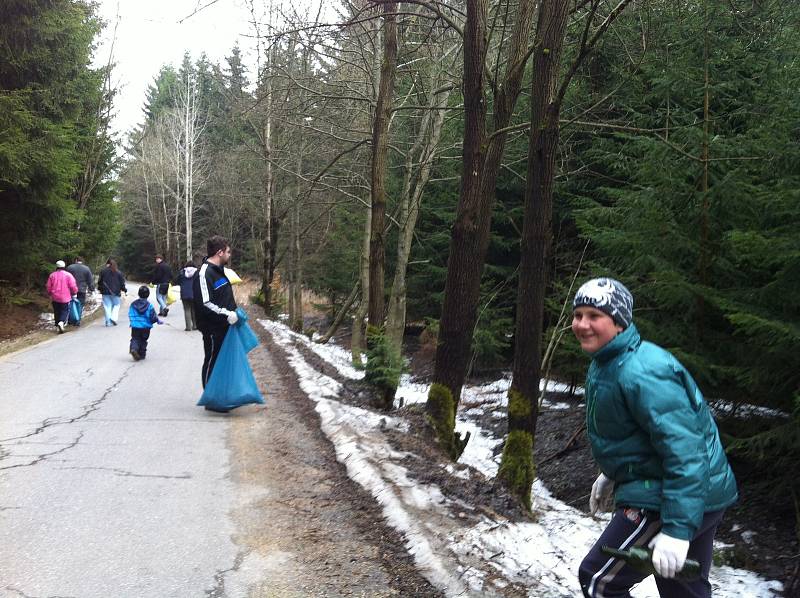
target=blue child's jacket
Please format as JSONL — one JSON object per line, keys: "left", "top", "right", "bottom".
{"left": 129, "top": 299, "right": 158, "bottom": 329}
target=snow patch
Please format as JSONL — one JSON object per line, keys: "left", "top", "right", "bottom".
{"left": 260, "top": 318, "right": 783, "bottom": 598}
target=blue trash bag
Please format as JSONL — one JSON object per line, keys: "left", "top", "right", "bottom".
{"left": 67, "top": 298, "right": 81, "bottom": 325}
{"left": 235, "top": 308, "right": 259, "bottom": 352}
{"left": 197, "top": 308, "right": 264, "bottom": 411}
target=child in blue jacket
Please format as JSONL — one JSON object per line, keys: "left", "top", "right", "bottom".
{"left": 573, "top": 278, "right": 737, "bottom": 598}
{"left": 129, "top": 285, "right": 161, "bottom": 360}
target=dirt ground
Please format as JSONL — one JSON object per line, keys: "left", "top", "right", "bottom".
{"left": 226, "top": 315, "right": 441, "bottom": 597}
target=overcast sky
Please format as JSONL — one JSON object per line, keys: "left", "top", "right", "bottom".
{"left": 93, "top": 0, "right": 263, "bottom": 135}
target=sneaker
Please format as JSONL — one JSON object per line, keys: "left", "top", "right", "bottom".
{"left": 57, "top": 321, "right": 65, "bottom": 334}
{"left": 163, "top": 308, "right": 169, "bottom": 316}
{"left": 111, "top": 319, "right": 117, "bottom": 326}
{"left": 130, "top": 349, "right": 140, "bottom": 361}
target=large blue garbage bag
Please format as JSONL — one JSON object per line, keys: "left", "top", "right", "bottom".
{"left": 197, "top": 308, "right": 265, "bottom": 411}
{"left": 67, "top": 298, "right": 81, "bottom": 325}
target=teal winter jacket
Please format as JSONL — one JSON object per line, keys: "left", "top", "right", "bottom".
{"left": 584, "top": 324, "right": 737, "bottom": 540}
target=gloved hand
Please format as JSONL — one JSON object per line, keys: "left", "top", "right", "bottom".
{"left": 227, "top": 311, "right": 239, "bottom": 325}
{"left": 589, "top": 473, "right": 614, "bottom": 515}
{"left": 648, "top": 532, "right": 690, "bottom": 578}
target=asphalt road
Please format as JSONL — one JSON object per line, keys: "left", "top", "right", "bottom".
{"left": 0, "top": 295, "right": 441, "bottom": 598}
{"left": 0, "top": 296, "right": 246, "bottom": 597}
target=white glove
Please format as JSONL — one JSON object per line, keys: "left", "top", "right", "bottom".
{"left": 648, "top": 532, "right": 690, "bottom": 578}
{"left": 227, "top": 311, "right": 239, "bottom": 325}
{"left": 589, "top": 473, "right": 614, "bottom": 515}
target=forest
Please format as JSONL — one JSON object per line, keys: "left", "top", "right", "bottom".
{"left": 1, "top": 0, "right": 798, "bottom": 587}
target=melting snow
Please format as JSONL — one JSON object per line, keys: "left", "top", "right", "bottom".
{"left": 259, "top": 319, "right": 784, "bottom": 598}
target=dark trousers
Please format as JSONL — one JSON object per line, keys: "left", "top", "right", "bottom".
{"left": 52, "top": 301, "right": 69, "bottom": 326}
{"left": 579, "top": 507, "right": 725, "bottom": 598}
{"left": 130, "top": 328, "right": 151, "bottom": 357}
{"left": 182, "top": 298, "right": 196, "bottom": 331}
{"left": 76, "top": 291, "right": 86, "bottom": 314}
{"left": 201, "top": 327, "right": 228, "bottom": 388}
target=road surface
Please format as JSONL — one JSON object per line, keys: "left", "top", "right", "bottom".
{"left": 0, "top": 296, "right": 437, "bottom": 597}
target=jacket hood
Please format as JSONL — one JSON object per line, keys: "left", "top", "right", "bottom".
{"left": 183, "top": 266, "right": 197, "bottom": 277}
{"left": 131, "top": 298, "right": 151, "bottom": 314}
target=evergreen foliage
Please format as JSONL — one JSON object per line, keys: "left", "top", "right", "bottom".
{"left": 364, "top": 325, "right": 403, "bottom": 410}
{"left": 564, "top": 2, "right": 800, "bottom": 412}
{"left": 0, "top": 0, "right": 118, "bottom": 285}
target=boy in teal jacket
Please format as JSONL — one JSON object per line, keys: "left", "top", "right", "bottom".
{"left": 573, "top": 278, "right": 737, "bottom": 598}
{"left": 129, "top": 285, "right": 161, "bottom": 361}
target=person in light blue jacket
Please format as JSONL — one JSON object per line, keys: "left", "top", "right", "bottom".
{"left": 128, "top": 285, "right": 161, "bottom": 361}
{"left": 574, "top": 278, "right": 737, "bottom": 598}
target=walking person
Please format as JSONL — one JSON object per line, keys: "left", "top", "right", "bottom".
{"left": 128, "top": 285, "right": 161, "bottom": 361}
{"left": 151, "top": 254, "right": 173, "bottom": 317}
{"left": 193, "top": 236, "right": 238, "bottom": 411}
{"left": 45, "top": 260, "right": 78, "bottom": 334}
{"left": 66, "top": 256, "right": 95, "bottom": 321}
{"left": 175, "top": 261, "right": 198, "bottom": 331}
{"left": 97, "top": 258, "right": 127, "bottom": 326}
{"left": 572, "top": 278, "right": 738, "bottom": 598}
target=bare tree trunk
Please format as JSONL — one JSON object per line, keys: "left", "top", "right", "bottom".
{"left": 430, "top": 0, "right": 535, "bottom": 406}
{"left": 385, "top": 85, "right": 451, "bottom": 351}
{"left": 501, "top": 0, "right": 633, "bottom": 506}
{"left": 509, "top": 0, "right": 570, "bottom": 439}
{"left": 317, "top": 281, "right": 360, "bottom": 344}
{"left": 352, "top": 206, "right": 371, "bottom": 366}
{"left": 367, "top": 0, "right": 398, "bottom": 329}
{"left": 260, "top": 48, "right": 275, "bottom": 313}
{"left": 290, "top": 196, "right": 303, "bottom": 332}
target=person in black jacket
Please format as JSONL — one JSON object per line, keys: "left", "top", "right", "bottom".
{"left": 151, "top": 254, "right": 173, "bottom": 317}
{"left": 97, "top": 258, "right": 127, "bottom": 326}
{"left": 66, "top": 256, "right": 95, "bottom": 320}
{"left": 193, "top": 236, "right": 238, "bottom": 407}
{"left": 175, "top": 261, "right": 198, "bottom": 331}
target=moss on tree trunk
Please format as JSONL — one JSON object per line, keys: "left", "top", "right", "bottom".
{"left": 498, "top": 389, "right": 535, "bottom": 509}
{"left": 427, "top": 383, "right": 470, "bottom": 460}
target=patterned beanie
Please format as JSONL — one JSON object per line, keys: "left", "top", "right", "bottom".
{"left": 573, "top": 277, "right": 634, "bottom": 329}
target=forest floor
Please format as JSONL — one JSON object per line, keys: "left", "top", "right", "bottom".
{"left": 1, "top": 294, "right": 796, "bottom": 595}
{"left": 311, "top": 316, "right": 798, "bottom": 595}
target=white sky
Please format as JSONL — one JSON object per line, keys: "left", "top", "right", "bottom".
{"left": 93, "top": 0, "right": 263, "bottom": 135}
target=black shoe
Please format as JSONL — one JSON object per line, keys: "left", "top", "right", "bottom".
{"left": 111, "top": 320, "right": 117, "bottom": 326}
{"left": 130, "top": 349, "right": 140, "bottom": 361}
{"left": 163, "top": 308, "right": 169, "bottom": 316}
{"left": 204, "top": 405, "right": 230, "bottom": 413}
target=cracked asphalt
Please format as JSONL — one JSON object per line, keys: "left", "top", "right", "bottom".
{"left": 0, "top": 298, "right": 242, "bottom": 597}
{"left": 0, "top": 297, "right": 439, "bottom": 598}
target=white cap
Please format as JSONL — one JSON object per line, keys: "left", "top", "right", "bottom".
{"left": 55, "top": 260, "right": 66, "bottom": 268}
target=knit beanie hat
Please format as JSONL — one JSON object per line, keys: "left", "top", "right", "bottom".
{"left": 138, "top": 285, "right": 150, "bottom": 299}
{"left": 55, "top": 260, "right": 66, "bottom": 268}
{"left": 573, "top": 277, "right": 634, "bottom": 329}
